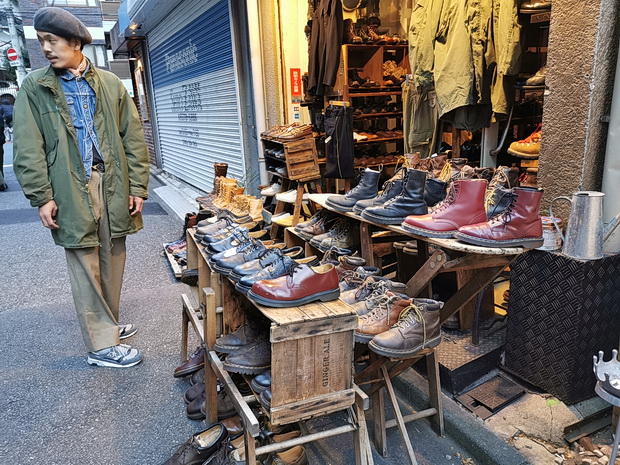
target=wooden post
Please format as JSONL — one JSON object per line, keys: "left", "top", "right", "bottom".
{"left": 203, "top": 288, "right": 218, "bottom": 425}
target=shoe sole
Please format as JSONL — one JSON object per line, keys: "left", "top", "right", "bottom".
{"left": 87, "top": 357, "right": 143, "bottom": 368}
{"left": 234, "top": 283, "right": 252, "bottom": 294}
{"left": 361, "top": 210, "right": 408, "bottom": 225}
{"left": 506, "top": 147, "right": 540, "bottom": 159}
{"left": 222, "top": 361, "right": 271, "bottom": 375}
{"left": 368, "top": 334, "right": 442, "bottom": 358}
{"left": 250, "top": 379, "right": 270, "bottom": 395}
{"left": 354, "top": 331, "right": 375, "bottom": 344}
{"left": 247, "top": 287, "right": 340, "bottom": 308}
{"left": 454, "top": 232, "right": 544, "bottom": 249}
{"left": 401, "top": 222, "right": 457, "bottom": 239}
{"left": 173, "top": 364, "right": 205, "bottom": 378}
{"left": 213, "top": 342, "right": 244, "bottom": 354}
{"left": 324, "top": 199, "right": 355, "bottom": 212}
{"left": 212, "top": 263, "right": 236, "bottom": 275}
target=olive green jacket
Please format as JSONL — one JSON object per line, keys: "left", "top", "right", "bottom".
{"left": 13, "top": 64, "right": 149, "bottom": 248}
{"left": 409, "top": 0, "right": 521, "bottom": 120}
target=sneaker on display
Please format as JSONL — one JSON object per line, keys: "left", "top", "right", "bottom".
{"left": 261, "top": 183, "right": 282, "bottom": 197}
{"left": 87, "top": 344, "right": 143, "bottom": 368}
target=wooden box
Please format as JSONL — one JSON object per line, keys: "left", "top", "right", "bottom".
{"left": 255, "top": 298, "right": 358, "bottom": 425}
{"left": 284, "top": 138, "right": 320, "bottom": 182}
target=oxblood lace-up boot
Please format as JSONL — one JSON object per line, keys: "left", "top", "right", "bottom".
{"left": 455, "top": 187, "right": 544, "bottom": 248}
{"left": 402, "top": 179, "right": 487, "bottom": 238}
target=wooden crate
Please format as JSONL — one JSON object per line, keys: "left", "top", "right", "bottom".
{"left": 284, "top": 138, "right": 320, "bottom": 181}
{"left": 254, "top": 298, "right": 358, "bottom": 425}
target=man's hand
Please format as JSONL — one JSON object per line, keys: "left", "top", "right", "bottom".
{"left": 129, "top": 196, "right": 144, "bottom": 216}
{"left": 38, "top": 200, "right": 59, "bottom": 230}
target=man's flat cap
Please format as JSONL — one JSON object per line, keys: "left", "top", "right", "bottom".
{"left": 33, "top": 7, "right": 92, "bottom": 45}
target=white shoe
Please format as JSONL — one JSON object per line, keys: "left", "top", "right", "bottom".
{"left": 271, "top": 212, "right": 291, "bottom": 222}
{"left": 261, "top": 183, "right": 282, "bottom": 196}
{"left": 353, "top": 132, "right": 368, "bottom": 141}
{"left": 275, "top": 190, "right": 309, "bottom": 203}
{"left": 275, "top": 166, "right": 288, "bottom": 177}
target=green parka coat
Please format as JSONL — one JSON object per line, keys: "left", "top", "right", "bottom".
{"left": 13, "top": 64, "right": 150, "bottom": 249}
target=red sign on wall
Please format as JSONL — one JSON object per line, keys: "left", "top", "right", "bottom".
{"left": 290, "top": 68, "right": 302, "bottom": 97}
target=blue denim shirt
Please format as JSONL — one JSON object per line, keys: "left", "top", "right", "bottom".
{"left": 59, "top": 65, "right": 103, "bottom": 180}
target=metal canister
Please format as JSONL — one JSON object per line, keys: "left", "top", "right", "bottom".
{"left": 537, "top": 216, "right": 562, "bottom": 251}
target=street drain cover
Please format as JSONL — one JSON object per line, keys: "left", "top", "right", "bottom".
{"left": 457, "top": 375, "right": 525, "bottom": 419}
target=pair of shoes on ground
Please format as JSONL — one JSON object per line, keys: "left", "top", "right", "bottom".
{"left": 86, "top": 324, "right": 142, "bottom": 368}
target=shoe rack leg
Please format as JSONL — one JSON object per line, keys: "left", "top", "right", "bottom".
{"left": 181, "top": 301, "right": 189, "bottom": 361}
{"left": 203, "top": 288, "right": 218, "bottom": 425}
{"left": 381, "top": 364, "right": 418, "bottom": 465}
{"left": 292, "top": 183, "right": 305, "bottom": 227}
{"left": 244, "top": 428, "right": 257, "bottom": 465}
{"left": 370, "top": 353, "right": 387, "bottom": 456}
{"left": 353, "top": 401, "right": 374, "bottom": 465}
{"left": 359, "top": 222, "right": 376, "bottom": 268}
{"left": 426, "top": 350, "right": 444, "bottom": 436}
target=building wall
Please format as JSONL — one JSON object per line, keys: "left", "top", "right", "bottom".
{"left": 19, "top": 0, "right": 106, "bottom": 70}
{"left": 540, "top": 0, "right": 620, "bottom": 214}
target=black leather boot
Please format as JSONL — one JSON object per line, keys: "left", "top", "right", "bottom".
{"left": 361, "top": 168, "right": 428, "bottom": 224}
{"left": 424, "top": 178, "right": 447, "bottom": 207}
{"left": 485, "top": 185, "right": 513, "bottom": 219}
{"left": 326, "top": 168, "right": 381, "bottom": 212}
{"left": 353, "top": 166, "right": 406, "bottom": 215}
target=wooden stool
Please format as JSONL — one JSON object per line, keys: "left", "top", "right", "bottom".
{"left": 355, "top": 347, "right": 444, "bottom": 465}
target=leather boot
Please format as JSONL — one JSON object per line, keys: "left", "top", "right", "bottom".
{"left": 366, "top": 24, "right": 387, "bottom": 45}
{"left": 362, "top": 168, "right": 427, "bottom": 224}
{"left": 368, "top": 298, "right": 443, "bottom": 358}
{"left": 455, "top": 187, "right": 544, "bottom": 248}
{"left": 343, "top": 18, "right": 362, "bottom": 44}
{"left": 483, "top": 165, "right": 520, "bottom": 214}
{"left": 353, "top": 166, "right": 406, "bottom": 215}
{"left": 325, "top": 168, "right": 381, "bottom": 212}
{"left": 485, "top": 185, "right": 513, "bottom": 219}
{"left": 354, "top": 294, "right": 412, "bottom": 343}
{"left": 214, "top": 162, "right": 228, "bottom": 178}
{"left": 519, "top": 168, "right": 538, "bottom": 187}
{"left": 424, "top": 178, "right": 447, "bottom": 207}
{"left": 402, "top": 179, "right": 487, "bottom": 238}
{"left": 430, "top": 154, "right": 448, "bottom": 178}
{"left": 449, "top": 158, "right": 476, "bottom": 180}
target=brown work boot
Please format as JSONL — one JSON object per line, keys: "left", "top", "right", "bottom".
{"left": 519, "top": 168, "right": 538, "bottom": 187}
{"left": 402, "top": 179, "right": 487, "bottom": 238}
{"left": 456, "top": 187, "right": 544, "bottom": 248}
{"left": 368, "top": 298, "right": 443, "bottom": 358}
{"left": 343, "top": 18, "right": 362, "bottom": 44}
{"left": 354, "top": 295, "right": 411, "bottom": 343}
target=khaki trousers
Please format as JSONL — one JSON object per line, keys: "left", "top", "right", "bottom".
{"left": 64, "top": 170, "right": 126, "bottom": 352}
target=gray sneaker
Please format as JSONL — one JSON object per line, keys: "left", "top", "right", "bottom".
{"left": 119, "top": 324, "right": 138, "bottom": 340}
{"left": 87, "top": 344, "right": 143, "bottom": 368}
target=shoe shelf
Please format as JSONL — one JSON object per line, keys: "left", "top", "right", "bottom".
{"left": 354, "top": 111, "right": 403, "bottom": 119}
{"left": 343, "top": 91, "right": 403, "bottom": 98}
{"left": 182, "top": 231, "right": 373, "bottom": 464}
{"left": 354, "top": 135, "right": 403, "bottom": 144}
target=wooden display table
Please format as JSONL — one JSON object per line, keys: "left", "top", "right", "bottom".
{"left": 183, "top": 229, "right": 374, "bottom": 465}
{"left": 308, "top": 193, "right": 527, "bottom": 332}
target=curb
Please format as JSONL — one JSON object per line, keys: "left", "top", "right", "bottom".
{"left": 392, "top": 368, "right": 530, "bottom": 465}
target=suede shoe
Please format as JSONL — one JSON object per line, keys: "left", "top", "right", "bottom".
{"left": 174, "top": 347, "right": 205, "bottom": 378}
{"left": 325, "top": 168, "right": 381, "bottom": 212}
{"left": 162, "top": 422, "right": 228, "bottom": 465}
{"left": 354, "top": 295, "right": 412, "bottom": 343}
{"left": 248, "top": 264, "right": 340, "bottom": 308}
{"left": 368, "top": 298, "right": 443, "bottom": 358}
{"left": 223, "top": 337, "right": 271, "bottom": 375}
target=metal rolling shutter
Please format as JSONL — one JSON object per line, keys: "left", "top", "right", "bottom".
{"left": 147, "top": 0, "right": 245, "bottom": 192}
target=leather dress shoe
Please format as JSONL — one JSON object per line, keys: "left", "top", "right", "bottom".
{"left": 162, "top": 422, "right": 228, "bottom": 465}
{"left": 205, "top": 228, "right": 249, "bottom": 254}
{"left": 212, "top": 240, "right": 267, "bottom": 275}
{"left": 194, "top": 217, "right": 236, "bottom": 240}
{"left": 184, "top": 380, "right": 205, "bottom": 404}
{"left": 368, "top": 298, "right": 443, "bottom": 358}
{"left": 174, "top": 347, "right": 205, "bottom": 378}
{"left": 220, "top": 415, "right": 244, "bottom": 439}
{"left": 229, "top": 246, "right": 303, "bottom": 281}
{"left": 214, "top": 323, "right": 263, "bottom": 354}
{"left": 235, "top": 255, "right": 299, "bottom": 295}
{"left": 186, "top": 391, "right": 207, "bottom": 420}
{"left": 259, "top": 389, "right": 272, "bottom": 410}
{"left": 198, "top": 389, "right": 238, "bottom": 420}
{"left": 223, "top": 337, "right": 271, "bottom": 375}
{"left": 190, "top": 368, "right": 204, "bottom": 386}
{"left": 250, "top": 370, "right": 271, "bottom": 394}
{"left": 248, "top": 264, "right": 340, "bottom": 308}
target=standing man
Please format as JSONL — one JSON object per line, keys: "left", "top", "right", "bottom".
{"left": 13, "top": 7, "right": 150, "bottom": 368}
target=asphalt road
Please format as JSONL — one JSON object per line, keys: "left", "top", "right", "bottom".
{"left": 0, "top": 143, "right": 524, "bottom": 465}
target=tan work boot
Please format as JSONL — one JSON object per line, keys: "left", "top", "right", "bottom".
{"left": 354, "top": 294, "right": 412, "bottom": 343}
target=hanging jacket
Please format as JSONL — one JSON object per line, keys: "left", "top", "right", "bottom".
{"left": 13, "top": 64, "right": 149, "bottom": 249}
{"left": 408, "top": 0, "right": 521, "bottom": 128}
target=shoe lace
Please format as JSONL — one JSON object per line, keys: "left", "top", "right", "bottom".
{"left": 437, "top": 162, "right": 452, "bottom": 182}
{"left": 357, "top": 281, "right": 390, "bottom": 304}
{"left": 489, "top": 191, "right": 518, "bottom": 225}
{"left": 346, "top": 171, "right": 370, "bottom": 198}
{"left": 362, "top": 295, "right": 399, "bottom": 322}
{"left": 341, "top": 269, "right": 365, "bottom": 288}
{"left": 260, "top": 247, "right": 283, "bottom": 265}
{"left": 393, "top": 304, "right": 426, "bottom": 337}
{"left": 431, "top": 183, "right": 458, "bottom": 213}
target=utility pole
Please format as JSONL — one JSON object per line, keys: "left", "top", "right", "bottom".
{"left": 4, "top": 0, "right": 27, "bottom": 85}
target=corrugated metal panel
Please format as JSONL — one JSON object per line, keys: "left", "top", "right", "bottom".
{"left": 109, "top": 59, "right": 131, "bottom": 79}
{"left": 147, "top": 0, "right": 245, "bottom": 192}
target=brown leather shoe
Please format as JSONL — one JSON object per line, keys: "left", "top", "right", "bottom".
{"left": 271, "top": 445, "right": 308, "bottom": 465}
{"left": 174, "top": 347, "right": 205, "bottom": 378}
{"left": 402, "top": 179, "right": 487, "bottom": 239}
{"left": 368, "top": 298, "right": 443, "bottom": 358}
{"left": 455, "top": 187, "right": 544, "bottom": 248}
{"left": 214, "top": 323, "right": 263, "bottom": 354}
{"left": 223, "top": 337, "right": 271, "bottom": 375}
{"left": 162, "top": 423, "right": 228, "bottom": 465}
{"left": 355, "top": 295, "right": 412, "bottom": 343}
{"left": 220, "top": 415, "right": 244, "bottom": 439}
{"left": 247, "top": 264, "right": 340, "bottom": 308}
